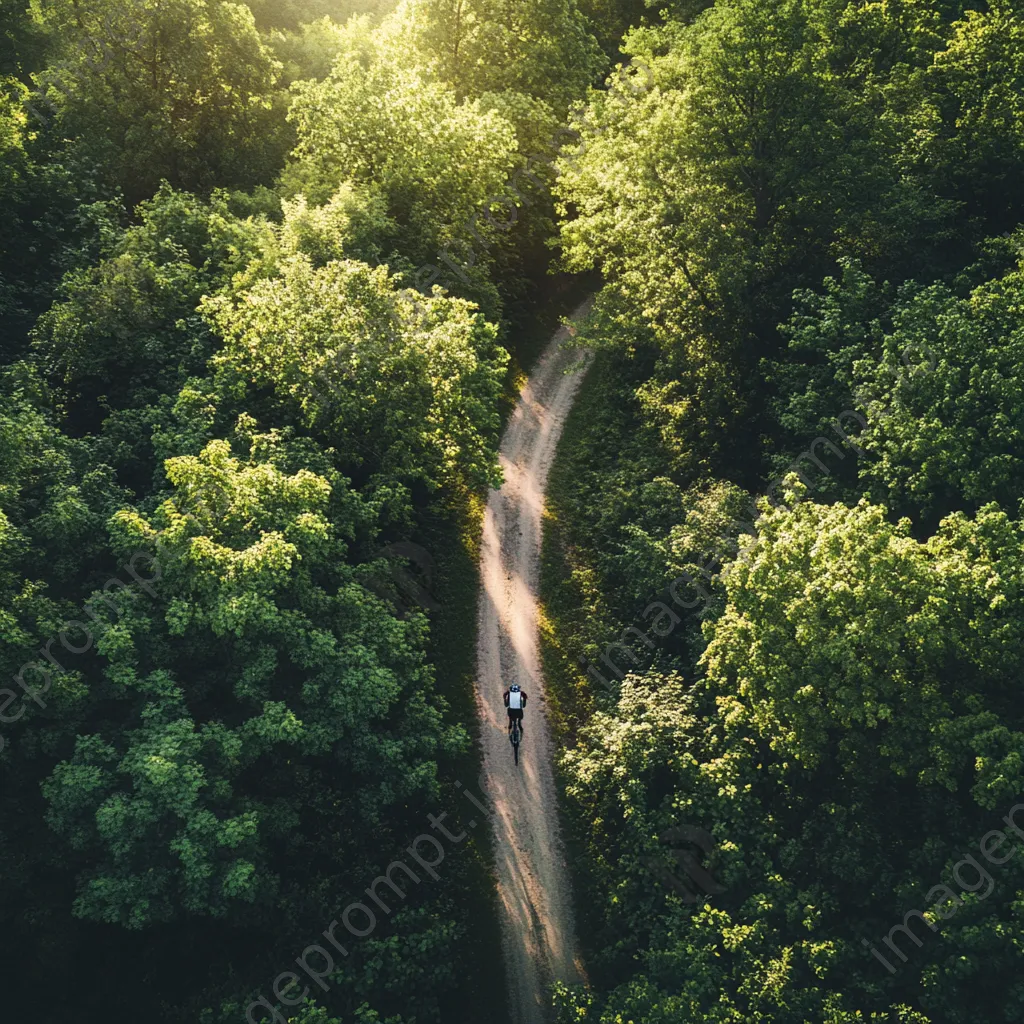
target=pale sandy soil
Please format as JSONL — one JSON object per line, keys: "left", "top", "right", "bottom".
{"left": 474, "top": 300, "right": 593, "bottom": 1024}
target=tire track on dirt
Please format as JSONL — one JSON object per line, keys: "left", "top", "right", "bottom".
{"left": 475, "top": 299, "right": 593, "bottom": 1024}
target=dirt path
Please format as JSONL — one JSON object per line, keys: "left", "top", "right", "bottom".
{"left": 475, "top": 300, "right": 593, "bottom": 1024}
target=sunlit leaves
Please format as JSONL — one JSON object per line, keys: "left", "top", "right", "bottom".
{"left": 31, "top": 0, "right": 284, "bottom": 200}
{"left": 206, "top": 255, "right": 508, "bottom": 492}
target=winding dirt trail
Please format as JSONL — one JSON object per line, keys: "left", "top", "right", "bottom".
{"left": 475, "top": 299, "right": 593, "bottom": 1024}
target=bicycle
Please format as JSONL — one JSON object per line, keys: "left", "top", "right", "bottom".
{"left": 509, "top": 717, "right": 522, "bottom": 765}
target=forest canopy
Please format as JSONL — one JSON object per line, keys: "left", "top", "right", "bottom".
{"left": 3, "top": 0, "right": 1024, "bottom": 1021}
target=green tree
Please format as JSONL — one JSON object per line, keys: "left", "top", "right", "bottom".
{"left": 244, "top": 0, "right": 392, "bottom": 31}
{"left": 42, "top": 436, "right": 465, "bottom": 928}
{"left": 284, "top": 28, "right": 517, "bottom": 307}
{"left": 778, "top": 253, "right": 1024, "bottom": 520}
{"left": 388, "top": 0, "right": 605, "bottom": 111}
{"left": 31, "top": 0, "right": 284, "bottom": 202}
{"left": 266, "top": 15, "right": 352, "bottom": 83}
{"left": 577, "top": 0, "right": 650, "bottom": 57}
{"left": 555, "top": 0, "right": 953, "bottom": 477}
{"left": 205, "top": 254, "right": 508, "bottom": 497}
{"left": 557, "top": 493, "right": 1024, "bottom": 1024}
{"left": 921, "top": 1, "right": 1024, "bottom": 231}
{"left": 0, "top": 77, "right": 31, "bottom": 315}
{"left": 29, "top": 184, "right": 277, "bottom": 498}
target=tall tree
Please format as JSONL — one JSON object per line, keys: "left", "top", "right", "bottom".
{"left": 557, "top": 492, "right": 1024, "bottom": 1024}
{"left": 30, "top": 0, "right": 284, "bottom": 202}
{"left": 205, "top": 253, "right": 509, "bottom": 498}
{"left": 555, "top": 0, "right": 954, "bottom": 478}
{"left": 284, "top": 27, "right": 518, "bottom": 310}
{"left": 389, "top": 0, "right": 605, "bottom": 111}
{"left": 776, "top": 251, "right": 1024, "bottom": 521}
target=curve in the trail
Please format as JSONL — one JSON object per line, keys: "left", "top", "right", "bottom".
{"left": 475, "top": 299, "right": 593, "bottom": 1024}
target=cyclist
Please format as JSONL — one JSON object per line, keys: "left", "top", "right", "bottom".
{"left": 503, "top": 684, "right": 528, "bottom": 737}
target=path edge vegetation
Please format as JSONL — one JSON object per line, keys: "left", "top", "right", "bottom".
{"left": 418, "top": 278, "right": 595, "bottom": 1024}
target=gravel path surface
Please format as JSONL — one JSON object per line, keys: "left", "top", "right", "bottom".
{"left": 475, "top": 300, "right": 593, "bottom": 1024}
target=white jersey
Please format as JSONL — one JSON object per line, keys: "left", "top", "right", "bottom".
{"left": 508, "top": 690, "right": 523, "bottom": 710}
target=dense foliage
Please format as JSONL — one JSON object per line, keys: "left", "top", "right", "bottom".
{"left": 5, "top": 0, "right": 1024, "bottom": 1020}
{"left": 539, "top": 1, "right": 1024, "bottom": 1022}
{"left": 0, "top": 0, "right": 605, "bottom": 1020}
